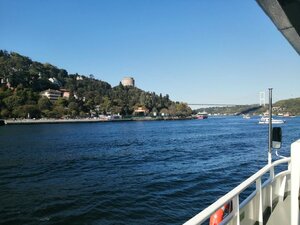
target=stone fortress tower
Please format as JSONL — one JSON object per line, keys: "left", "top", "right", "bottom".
{"left": 121, "top": 77, "right": 135, "bottom": 87}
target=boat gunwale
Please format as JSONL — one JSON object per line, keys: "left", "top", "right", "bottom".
{"left": 183, "top": 157, "right": 291, "bottom": 225}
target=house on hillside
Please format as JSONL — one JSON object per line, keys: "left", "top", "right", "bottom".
{"left": 48, "top": 77, "right": 61, "bottom": 87}
{"left": 0, "top": 77, "right": 12, "bottom": 89}
{"left": 76, "top": 76, "right": 84, "bottom": 81}
{"left": 40, "top": 89, "right": 62, "bottom": 101}
{"left": 60, "top": 89, "right": 70, "bottom": 99}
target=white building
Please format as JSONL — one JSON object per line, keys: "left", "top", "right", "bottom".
{"left": 40, "top": 89, "right": 62, "bottom": 101}
{"left": 0, "top": 77, "right": 8, "bottom": 84}
{"left": 48, "top": 77, "right": 61, "bottom": 87}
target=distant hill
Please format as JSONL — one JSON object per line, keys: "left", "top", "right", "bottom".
{"left": 0, "top": 50, "right": 192, "bottom": 119}
{"left": 194, "top": 105, "right": 263, "bottom": 116}
{"left": 273, "top": 98, "right": 300, "bottom": 115}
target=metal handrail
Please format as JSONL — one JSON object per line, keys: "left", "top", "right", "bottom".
{"left": 183, "top": 157, "right": 291, "bottom": 225}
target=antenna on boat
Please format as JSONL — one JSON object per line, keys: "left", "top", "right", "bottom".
{"left": 268, "top": 88, "right": 272, "bottom": 165}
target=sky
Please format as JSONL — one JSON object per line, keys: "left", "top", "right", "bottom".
{"left": 0, "top": 0, "right": 299, "bottom": 106}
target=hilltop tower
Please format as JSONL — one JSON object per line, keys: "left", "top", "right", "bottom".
{"left": 121, "top": 77, "right": 135, "bottom": 87}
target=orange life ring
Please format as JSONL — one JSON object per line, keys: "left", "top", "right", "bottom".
{"left": 209, "top": 203, "right": 231, "bottom": 225}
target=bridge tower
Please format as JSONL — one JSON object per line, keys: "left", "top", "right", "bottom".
{"left": 259, "top": 91, "right": 266, "bottom": 106}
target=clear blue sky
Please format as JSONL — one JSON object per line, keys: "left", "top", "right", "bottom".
{"left": 0, "top": 0, "right": 299, "bottom": 106}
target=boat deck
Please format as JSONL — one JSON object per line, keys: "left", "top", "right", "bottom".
{"left": 266, "top": 195, "right": 300, "bottom": 225}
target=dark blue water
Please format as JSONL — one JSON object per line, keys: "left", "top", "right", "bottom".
{"left": 1, "top": 116, "right": 300, "bottom": 225}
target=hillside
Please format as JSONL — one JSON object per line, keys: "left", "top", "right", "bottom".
{"left": 194, "top": 105, "right": 262, "bottom": 116}
{"left": 0, "top": 50, "right": 192, "bottom": 119}
{"left": 273, "top": 98, "right": 300, "bottom": 115}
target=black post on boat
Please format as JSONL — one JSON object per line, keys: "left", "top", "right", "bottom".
{"left": 268, "top": 88, "right": 272, "bottom": 165}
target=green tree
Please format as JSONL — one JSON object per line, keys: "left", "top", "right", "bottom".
{"left": 101, "top": 96, "right": 111, "bottom": 114}
{"left": 0, "top": 108, "right": 10, "bottom": 118}
{"left": 68, "top": 102, "right": 79, "bottom": 117}
{"left": 22, "top": 105, "right": 41, "bottom": 118}
{"left": 175, "top": 103, "right": 192, "bottom": 117}
{"left": 3, "top": 95, "right": 23, "bottom": 111}
{"left": 52, "top": 105, "right": 66, "bottom": 118}
{"left": 38, "top": 97, "right": 52, "bottom": 111}
{"left": 55, "top": 97, "right": 68, "bottom": 107}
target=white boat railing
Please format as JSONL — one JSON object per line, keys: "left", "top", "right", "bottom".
{"left": 184, "top": 139, "right": 300, "bottom": 225}
{"left": 291, "top": 140, "right": 300, "bottom": 225}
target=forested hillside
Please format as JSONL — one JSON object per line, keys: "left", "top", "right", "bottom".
{"left": 274, "top": 98, "right": 300, "bottom": 115}
{"left": 0, "top": 50, "right": 192, "bottom": 119}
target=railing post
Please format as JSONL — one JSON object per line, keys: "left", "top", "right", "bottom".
{"left": 291, "top": 140, "right": 300, "bottom": 225}
{"left": 256, "top": 178, "right": 263, "bottom": 225}
{"left": 278, "top": 175, "right": 287, "bottom": 202}
{"left": 269, "top": 167, "right": 274, "bottom": 211}
{"left": 232, "top": 195, "right": 240, "bottom": 225}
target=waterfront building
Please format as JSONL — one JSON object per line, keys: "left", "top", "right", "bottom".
{"left": 40, "top": 89, "right": 62, "bottom": 101}
{"left": 134, "top": 106, "right": 149, "bottom": 116}
{"left": 121, "top": 77, "right": 135, "bottom": 87}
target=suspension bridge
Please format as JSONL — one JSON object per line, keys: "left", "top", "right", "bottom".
{"left": 187, "top": 91, "right": 267, "bottom": 109}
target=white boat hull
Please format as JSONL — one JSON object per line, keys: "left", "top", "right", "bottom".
{"left": 258, "top": 117, "right": 285, "bottom": 124}
{"left": 258, "top": 120, "right": 285, "bottom": 124}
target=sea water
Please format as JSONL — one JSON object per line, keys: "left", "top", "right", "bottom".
{"left": 1, "top": 116, "right": 299, "bottom": 225}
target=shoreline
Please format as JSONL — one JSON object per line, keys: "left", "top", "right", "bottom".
{"left": 3, "top": 117, "right": 193, "bottom": 125}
